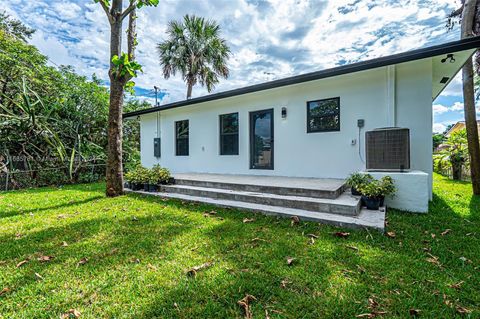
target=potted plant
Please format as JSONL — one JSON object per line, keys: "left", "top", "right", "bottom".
{"left": 346, "top": 173, "right": 373, "bottom": 195}
{"left": 138, "top": 168, "right": 150, "bottom": 191}
{"left": 379, "top": 176, "right": 395, "bottom": 206}
{"left": 128, "top": 166, "right": 148, "bottom": 191}
{"left": 357, "top": 176, "right": 396, "bottom": 210}
{"left": 357, "top": 180, "right": 383, "bottom": 210}
{"left": 124, "top": 171, "right": 133, "bottom": 189}
{"left": 151, "top": 165, "right": 172, "bottom": 185}
{"left": 146, "top": 169, "right": 159, "bottom": 192}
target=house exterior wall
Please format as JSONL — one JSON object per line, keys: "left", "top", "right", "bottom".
{"left": 139, "top": 59, "right": 433, "bottom": 199}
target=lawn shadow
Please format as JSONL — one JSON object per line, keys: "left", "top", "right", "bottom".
{"left": 130, "top": 190, "right": 480, "bottom": 318}
{"left": 0, "top": 195, "right": 104, "bottom": 219}
{"left": 2, "top": 183, "right": 479, "bottom": 318}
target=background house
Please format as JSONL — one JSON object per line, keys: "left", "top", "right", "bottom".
{"left": 445, "top": 120, "right": 480, "bottom": 137}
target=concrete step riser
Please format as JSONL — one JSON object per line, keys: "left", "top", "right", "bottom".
{"left": 160, "top": 186, "right": 359, "bottom": 216}
{"left": 174, "top": 179, "right": 342, "bottom": 199}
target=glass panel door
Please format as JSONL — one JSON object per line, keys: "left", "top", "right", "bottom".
{"left": 250, "top": 109, "right": 274, "bottom": 169}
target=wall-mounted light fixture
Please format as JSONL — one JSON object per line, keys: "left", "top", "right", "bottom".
{"left": 281, "top": 107, "right": 287, "bottom": 119}
{"left": 441, "top": 54, "right": 455, "bottom": 63}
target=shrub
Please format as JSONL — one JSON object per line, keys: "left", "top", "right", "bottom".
{"left": 78, "top": 172, "right": 102, "bottom": 184}
{"left": 150, "top": 165, "right": 171, "bottom": 184}
{"left": 379, "top": 176, "right": 395, "bottom": 197}
{"left": 346, "top": 173, "right": 373, "bottom": 189}
{"left": 124, "top": 166, "right": 149, "bottom": 184}
{"left": 357, "top": 179, "right": 383, "bottom": 199}
{"left": 356, "top": 175, "right": 396, "bottom": 199}
{"left": 36, "top": 169, "right": 68, "bottom": 186}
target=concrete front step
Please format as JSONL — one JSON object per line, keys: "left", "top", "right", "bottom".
{"left": 160, "top": 184, "right": 361, "bottom": 216}
{"left": 125, "top": 189, "right": 385, "bottom": 232}
{"left": 173, "top": 173, "right": 345, "bottom": 199}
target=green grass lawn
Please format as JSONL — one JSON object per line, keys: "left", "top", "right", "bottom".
{"left": 0, "top": 174, "right": 478, "bottom": 318}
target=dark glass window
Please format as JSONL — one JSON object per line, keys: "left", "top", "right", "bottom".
{"left": 175, "top": 120, "right": 189, "bottom": 156}
{"left": 219, "top": 113, "right": 239, "bottom": 155}
{"left": 307, "top": 97, "right": 340, "bottom": 133}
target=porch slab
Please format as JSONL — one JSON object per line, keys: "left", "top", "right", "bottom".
{"left": 125, "top": 189, "right": 385, "bottom": 232}
{"left": 172, "top": 173, "right": 346, "bottom": 199}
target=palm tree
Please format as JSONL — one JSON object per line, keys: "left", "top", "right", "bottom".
{"left": 157, "top": 15, "right": 230, "bottom": 99}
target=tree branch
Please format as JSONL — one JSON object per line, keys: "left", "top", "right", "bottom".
{"left": 98, "top": 0, "right": 114, "bottom": 25}
{"left": 121, "top": 0, "right": 138, "bottom": 21}
{"left": 127, "top": 7, "right": 137, "bottom": 61}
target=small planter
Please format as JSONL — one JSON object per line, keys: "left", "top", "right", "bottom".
{"left": 124, "top": 182, "right": 130, "bottom": 189}
{"left": 132, "top": 183, "right": 143, "bottom": 191}
{"left": 351, "top": 187, "right": 361, "bottom": 196}
{"left": 143, "top": 183, "right": 149, "bottom": 191}
{"left": 379, "top": 196, "right": 385, "bottom": 207}
{"left": 160, "top": 177, "right": 175, "bottom": 185}
{"left": 362, "top": 196, "right": 381, "bottom": 210}
{"left": 147, "top": 184, "right": 158, "bottom": 192}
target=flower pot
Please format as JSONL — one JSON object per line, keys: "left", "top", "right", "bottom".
{"left": 361, "top": 196, "right": 381, "bottom": 210}
{"left": 147, "top": 184, "right": 157, "bottom": 192}
{"left": 143, "top": 183, "right": 149, "bottom": 191}
{"left": 379, "top": 196, "right": 385, "bottom": 207}
{"left": 132, "top": 183, "right": 142, "bottom": 191}
{"left": 124, "top": 182, "right": 130, "bottom": 189}
{"left": 351, "top": 187, "right": 361, "bottom": 196}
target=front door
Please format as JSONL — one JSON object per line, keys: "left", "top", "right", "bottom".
{"left": 250, "top": 109, "right": 274, "bottom": 170}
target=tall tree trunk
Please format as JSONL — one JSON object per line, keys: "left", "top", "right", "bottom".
{"left": 106, "top": 80, "right": 125, "bottom": 196}
{"left": 186, "top": 81, "right": 193, "bottom": 99}
{"left": 461, "top": 0, "right": 480, "bottom": 194}
{"left": 106, "top": 2, "right": 125, "bottom": 197}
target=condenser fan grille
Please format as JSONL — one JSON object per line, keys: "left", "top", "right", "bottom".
{"left": 366, "top": 128, "right": 410, "bottom": 171}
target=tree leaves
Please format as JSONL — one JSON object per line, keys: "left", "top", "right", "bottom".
{"left": 237, "top": 294, "right": 256, "bottom": 319}
{"left": 77, "top": 257, "right": 88, "bottom": 266}
{"left": 186, "top": 262, "right": 213, "bottom": 277}
{"left": 61, "top": 309, "right": 81, "bottom": 319}
{"left": 157, "top": 14, "right": 230, "bottom": 98}
{"left": 0, "top": 287, "right": 10, "bottom": 296}
{"left": 111, "top": 53, "right": 143, "bottom": 80}
{"left": 37, "top": 255, "right": 54, "bottom": 262}
{"left": 386, "top": 231, "right": 396, "bottom": 238}
{"left": 333, "top": 232, "right": 350, "bottom": 238}
{"left": 286, "top": 257, "right": 295, "bottom": 266}
{"left": 137, "top": 0, "right": 160, "bottom": 8}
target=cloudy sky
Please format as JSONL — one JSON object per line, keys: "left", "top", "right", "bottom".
{"left": 2, "top": 0, "right": 473, "bottom": 133}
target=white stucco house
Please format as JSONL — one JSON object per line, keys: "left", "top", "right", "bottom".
{"left": 124, "top": 37, "right": 480, "bottom": 222}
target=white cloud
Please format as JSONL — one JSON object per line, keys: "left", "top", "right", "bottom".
{"left": 450, "top": 101, "right": 464, "bottom": 112}
{"left": 433, "top": 123, "right": 446, "bottom": 133}
{"left": 53, "top": 2, "right": 82, "bottom": 20}
{"left": 3, "top": 0, "right": 462, "bottom": 104}
{"left": 433, "top": 104, "right": 449, "bottom": 114}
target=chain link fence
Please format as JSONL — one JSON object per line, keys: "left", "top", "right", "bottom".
{"left": 434, "top": 165, "right": 471, "bottom": 181}
{"left": 0, "top": 164, "right": 106, "bottom": 191}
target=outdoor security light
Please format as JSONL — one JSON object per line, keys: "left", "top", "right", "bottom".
{"left": 441, "top": 54, "right": 455, "bottom": 63}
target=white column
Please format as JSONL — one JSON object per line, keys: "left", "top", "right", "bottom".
{"left": 386, "top": 65, "right": 396, "bottom": 127}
